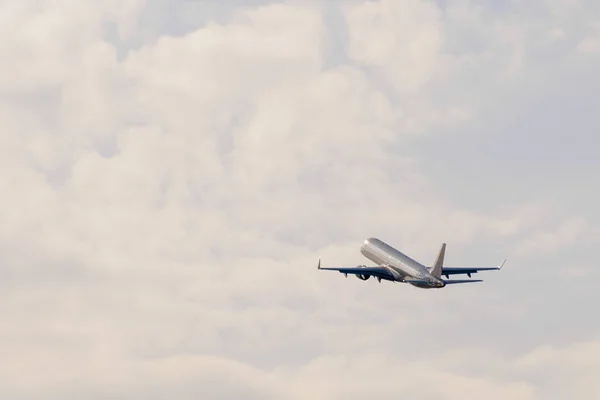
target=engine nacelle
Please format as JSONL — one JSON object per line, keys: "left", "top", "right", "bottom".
{"left": 356, "top": 274, "right": 370, "bottom": 281}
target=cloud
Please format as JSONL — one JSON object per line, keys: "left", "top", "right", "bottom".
{"left": 1, "top": 0, "right": 600, "bottom": 398}
{"left": 344, "top": 0, "right": 443, "bottom": 94}
{"left": 515, "top": 216, "right": 599, "bottom": 257}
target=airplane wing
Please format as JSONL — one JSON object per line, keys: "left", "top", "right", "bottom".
{"left": 317, "top": 259, "right": 394, "bottom": 279}
{"left": 441, "top": 258, "right": 506, "bottom": 278}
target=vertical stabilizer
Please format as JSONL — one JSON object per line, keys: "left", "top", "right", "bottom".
{"left": 431, "top": 243, "right": 446, "bottom": 278}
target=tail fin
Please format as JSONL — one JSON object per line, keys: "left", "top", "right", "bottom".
{"left": 431, "top": 243, "right": 445, "bottom": 278}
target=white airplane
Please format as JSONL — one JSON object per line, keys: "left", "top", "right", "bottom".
{"left": 318, "top": 237, "right": 505, "bottom": 289}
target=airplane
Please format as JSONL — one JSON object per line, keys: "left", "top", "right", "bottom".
{"left": 318, "top": 237, "right": 505, "bottom": 289}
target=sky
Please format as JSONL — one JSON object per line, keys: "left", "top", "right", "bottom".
{"left": 1, "top": 0, "right": 600, "bottom": 398}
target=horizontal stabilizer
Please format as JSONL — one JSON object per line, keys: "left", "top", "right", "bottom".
{"left": 443, "top": 279, "right": 483, "bottom": 284}
{"left": 403, "top": 278, "right": 430, "bottom": 285}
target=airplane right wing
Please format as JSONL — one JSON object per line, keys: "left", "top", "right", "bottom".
{"left": 317, "top": 259, "right": 394, "bottom": 280}
{"left": 441, "top": 258, "right": 506, "bottom": 278}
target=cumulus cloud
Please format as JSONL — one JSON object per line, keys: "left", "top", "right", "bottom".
{"left": 1, "top": 0, "right": 599, "bottom": 398}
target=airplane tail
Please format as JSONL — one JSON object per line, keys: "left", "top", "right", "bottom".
{"left": 430, "top": 243, "right": 445, "bottom": 278}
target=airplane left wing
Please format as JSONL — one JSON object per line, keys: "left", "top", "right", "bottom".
{"left": 317, "top": 259, "right": 394, "bottom": 280}
{"left": 442, "top": 258, "right": 506, "bottom": 278}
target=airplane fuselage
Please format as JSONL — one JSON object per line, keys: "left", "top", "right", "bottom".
{"left": 360, "top": 238, "right": 445, "bottom": 288}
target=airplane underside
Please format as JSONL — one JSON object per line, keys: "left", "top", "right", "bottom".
{"left": 357, "top": 273, "right": 481, "bottom": 288}
{"left": 352, "top": 272, "right": 443, "bottom": 288}
{"left": 354, "top": 273, "right": 393, "bottom": 283}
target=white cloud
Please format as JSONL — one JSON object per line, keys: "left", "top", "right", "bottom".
{"left": 515, "top": 216, "right": 599, "bottom": 257}
{"left": 1, "top": 0, "right": 600, "bottom": 398}
{"left": 576, "top": 21, "right": 600, "bottom": 53}
{"left": 344, "top": 0, "right": 443, "bottom": 95}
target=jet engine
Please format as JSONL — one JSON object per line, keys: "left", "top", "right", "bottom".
{"left": 356, "top": 274, "right": 370, "bottom": 280}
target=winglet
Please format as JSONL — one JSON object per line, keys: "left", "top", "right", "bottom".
{"left": 317, "top": 258, "right": 321, "bottom": 269}
{"left": 499, "top": 258, "right": 507, "bottom": 269}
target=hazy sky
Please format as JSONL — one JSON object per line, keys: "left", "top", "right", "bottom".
{"left": 2, "top": 0, "right": 600, "bottom": 398}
